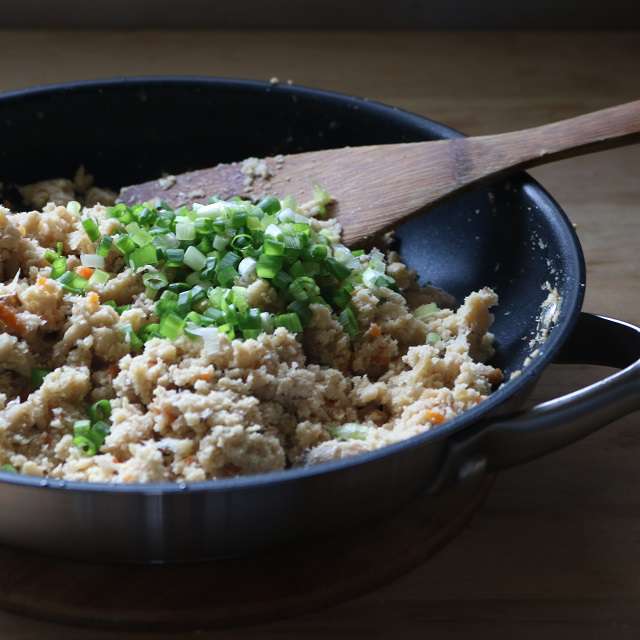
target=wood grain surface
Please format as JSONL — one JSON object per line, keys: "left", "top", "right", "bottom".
{"left": 121, "top": 100, "right": 640, "bottom": 246}
{"left": 0, "top": 30, "right": 638, "bottom": 639}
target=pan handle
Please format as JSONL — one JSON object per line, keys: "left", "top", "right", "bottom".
{"left": 431, "top": 313, "right": 640, "bottom": 492}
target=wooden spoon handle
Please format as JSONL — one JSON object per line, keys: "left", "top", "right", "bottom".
{"left": 457, "top": 99, "right": 640, "bottom": 184}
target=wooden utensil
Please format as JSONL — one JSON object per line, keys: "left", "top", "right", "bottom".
{"left": 119, "top": 100, "right": 640, "bottom": 247}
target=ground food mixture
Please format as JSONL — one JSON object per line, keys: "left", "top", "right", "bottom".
{"left": 0, "top": 184, "right": 502, "bottom": 483}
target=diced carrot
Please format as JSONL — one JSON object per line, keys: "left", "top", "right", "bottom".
{"left": 425, "top": 409, "right": 445, "bottom": 425}
{"left": 76, "top": 266, "right": 94, "bottom": 279}
{"left": 0, "top": 302, "right": 22, "bottom": 335}
{"left": 369, "top": 323, "right": 382, "bottom": 338}
{"left": 87, "top": 291, "right": 100, "bottom": 307}
{"left": 198, "top": 370, "right": 213, "bottom": 381}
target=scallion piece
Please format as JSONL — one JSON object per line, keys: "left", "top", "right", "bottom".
{"left": 176, "top": 221, "right": 196, "bottom": 241}
{"left": 217, "top": 265, "right": 238, "bottom": 288}
{"left": 88, "top": 399, "right": 112, "bottom": 423}
{"left": 330, "top": 423, "right": 369, "bottom": 441}
{"left": 414, "top": 303, "right": 439, "bottom": 320}
{"left": 0, "top": 463, "right": 16, "bottom": 473}
{"left": 57, "top": 271, "right": 89, "bottom": 293}
{"left": 165, "top": 248, "right": 185, "bottom": 266}
{"left": 97, "top": 236, "right": 113, "bottom": 257}
{"left": 50, "top": 256, "right": 67, "bottom": 279}
{"left": 141, "top": 322, "right": 161, "bottom": 340}
{"left": 30, "top": 367, "right": 50, "bottom": 389}
{"left": 114, "top": 235, "right": 136, "bottom": 255}
{"left": 287, "top": 300, "right": 312, "bottom": 326}
{"left": 143, "top": 271, "right": 169, "bottom": 292}
{"left": 183, "top": 245, "right": 207, "bottom": 271}
{"left": 289, "top": 276, "right": 320, "bottom": 302}
{"left": 122, "top": 324, "right": 143, "bottom": 351}
{"left": 212, "top": 235, "right": 229, "bottom": 251}
{"left": 274, "top": 312, "right": 303, "bottom": 334}
{"left": 256, "top": 254, "right": 283, "bottom": 279}
{"left": 325, "top": 257, "right": 351, "bottom": 280}
{"left": 73, "top": 435, "right": 97, "bottom": 456}
{"left": 159, "top": 312, "right": 185, "bottom": 339}
{"left": 258, "top": 195, "right": 281, "bottom": 214}
{"left": 338, "top": 305, "right": 359, "bottom": 338}
{"left": 82, "top": 217, "right": 100, "bottom": 242}
{"left": 309, "top": 244, "right": 328, "bottom": 260}
{"left": 129, "top": 244, "right": 158, "bottom": 269}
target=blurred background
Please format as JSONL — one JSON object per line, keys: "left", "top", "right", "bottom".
{"left": 3, "top": 0, "right": 640, "bottom": 28}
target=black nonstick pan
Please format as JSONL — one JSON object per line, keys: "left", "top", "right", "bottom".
{"left": 0, "top": 78, "right": 638, "bottom": 563}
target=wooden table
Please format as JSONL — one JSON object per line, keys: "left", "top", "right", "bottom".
{"left": 0, "top": 30, "right": 638, "bottom": 639}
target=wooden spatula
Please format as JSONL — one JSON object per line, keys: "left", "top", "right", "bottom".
{"left": 120, "top": 100, "right": 640, "bottom": 247}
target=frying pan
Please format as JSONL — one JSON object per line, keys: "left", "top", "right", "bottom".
{"left": 0, "top": 78, "right": 638, "bottom": 563}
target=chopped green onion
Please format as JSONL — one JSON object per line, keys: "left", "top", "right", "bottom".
{"left": 30, "top": 367, "right": 50, "bottom": 388}
{"left": 88, "top": 399, "right": 112, "bottom": 423}
{"left": 57, "top": 271, "right": 89, "bottom": 294}
{"left": 338, "top": 306, "right": 359, "bottom": 338}
{"left": 217, "top": 265, "right": 238, "bottom": 288}
{"left": 80, "top": 253, "right": 105, "bottom": 269}
{"left": 50, "top": 256, "right": 67, "bottom": 279}
{"left": 82, "top": 217, "right": 100, "bottom": 242}
{"left": 258, "top": 195, "right": 281, "bottom": 214}
{"left": 289, "top": 276, "right": 320, "bottom": 302}
{"left": 287, "top": 300, "right": 312, "bottom": 326}
{"left": 309, "top": 244, "right": 328, "bottom": 260}
{"left": 264, "top": 236, "right": 285, "bottom": 256}
{"left": 121, "top": 324, "right": 143, "bottom": 351}
{"left": 218, "top": 251, "right": 241, "bottom": 271}
{"left": 73, "top": 435, "right": 97, "bottom": 456}
{"left": 114, "top": 235, "right": 136, "bottom": 256}
{"left": 176, "top": 221, "right": 196, "bottom": 241}
{"left": 259, "top": 253, "right": 285, "bottom": 280}
{"left": 183, "top": 245, "right": 207, "bottom": 271}
{"left": 97, "top": 236, "right": 113, "bottom": 257}
{"left": 159, "top": 312, "right": 184, "bottom": 339}
{"left": 325, "top": 257, "right": 351, "bottom": 280}
{"left": 231, "top": 286, "right": 249, "bottom": 312}
{"left": 272, "top": 270, "right": 293, "bottom": 291}
{"left": 129, "top": 244, "right": 158, "bottom": 269}
{"left": 165, "top": 248, "right": 185, "bottom": 266}
{"left": 427, "top": 332, "right": 441, "bottom": 345}
{"left": 126, "top": 222, "right": 153, "bottom": 247}
{"left": 238, "top": 257, "right": 256, "bottom": 278}
{"left": 274, "top": 312, "right": 303, "bottom": 334}
{"left": 143, "top": 271, "right": 169, "bottom": 292}
{"left": 330, "top": 423, "right": 369, "bottom": 441}
{"left": 414, "top": 303, "right": 439, "bottom": 320}
{"left": 212, "top": 235, "right": 229, "bottom": 251}
{"left": 91, "top": 421, "right": 110, "bottom": 447}
{"left": 0, "top": 463, "right": 16, "bottom": 473}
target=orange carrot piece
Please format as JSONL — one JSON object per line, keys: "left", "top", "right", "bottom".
{"left": 0, "top": 302, "right": 22, "bottom": 335}
{"left": 76, "top": 266, "right": 94, "bottom": 279}
{"left": 426, "top": 409, "right": 445, "bottom": 425}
